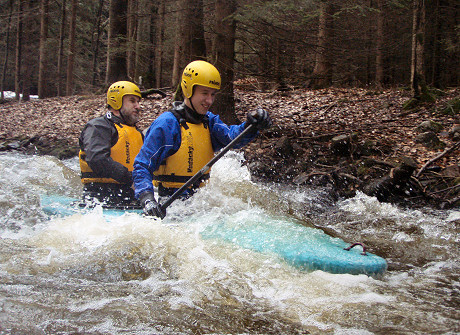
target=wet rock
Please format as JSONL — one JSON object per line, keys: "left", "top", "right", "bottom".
{"left": 6, "top": 140, "right": 23, "bottom": 150}
{"left": 448, "top": 124, "right": 460, "bottom": 140}
{"left": 362, "top": 157, "right": 418, "bottom": 202}
{"left": 415, "top": 131, "right": 446, "bottom": 150}
{"left": 441, "top": 165, "right": 460, "bottom": 179}
{"left": 442, "top": 97, "right": 460, "bottom": 115}
{"left": 355, "top": 139, "right": 380, "bottom": 156}
{"left": 0, "top": 135, "right": 79, "bottom": 159}
{"left": 417, "top": 120, "right": 443, "bottom": 133}
{"left": 274, "top": 136, "right": 293, "bottom": 157}
{"left": 329, "top": 133, "right": 358, "bottom": 156}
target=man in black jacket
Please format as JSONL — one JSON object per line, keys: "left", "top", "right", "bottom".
{"left": 79, "top": 81, "right": 143, "bottom": 208}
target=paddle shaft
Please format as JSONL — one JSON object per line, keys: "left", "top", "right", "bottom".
{"left": 160, "top": 123, "right": 256, "bottom": 210}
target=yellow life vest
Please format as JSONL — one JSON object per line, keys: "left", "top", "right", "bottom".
{"left": 80, "top": 123, "right": 143, "bottom": 184}
{"left": 153, "top": 122, "right": 214, "bottom": 189}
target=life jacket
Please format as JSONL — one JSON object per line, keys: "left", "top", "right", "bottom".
{"left": 153, "top": 120, "right": 214, "bottom": 190}
{"left": 79, "top": 123, "right": 143, "bottom": 184}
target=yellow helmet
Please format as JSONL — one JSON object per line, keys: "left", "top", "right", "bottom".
{"left": 181, "top": 60, "right": 221, "bottom": 99}
{"left": 107, "top": 81, "right": 141, "bottom": 110}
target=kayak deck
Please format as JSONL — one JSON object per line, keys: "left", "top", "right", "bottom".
{"left": 40, "top": 195, "right": 387, "bottom": 276}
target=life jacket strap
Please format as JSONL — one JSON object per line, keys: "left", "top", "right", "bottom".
{"left": 153, "top": 173, "right": 210, "bottom": 184}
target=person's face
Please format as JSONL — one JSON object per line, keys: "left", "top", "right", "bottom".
{"left": 119, "top": 94, "right": 141, "bottom": 126}
{"left": 187, "top": 85, "right": 217, "bottom": 115}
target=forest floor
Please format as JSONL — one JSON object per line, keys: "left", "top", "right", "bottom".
{"left": 0, "top": 86, "right": 459, "bottom": 209}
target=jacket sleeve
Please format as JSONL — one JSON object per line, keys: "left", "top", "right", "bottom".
{"left": 133, "top": 112, "right": 182, "bottom": 198}
{"left": 79, "top": 118, "right": 132, "bottom": 184}
{"left": 207, "top": 112, "right": 258, "bottom": 151}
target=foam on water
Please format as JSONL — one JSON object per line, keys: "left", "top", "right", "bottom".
{"left": 1, "top": 152, "right": 458, "bottom": 334}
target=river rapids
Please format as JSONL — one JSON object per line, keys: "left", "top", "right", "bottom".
{"left": 0, "top": 152, "right": 458, "bottom": 334}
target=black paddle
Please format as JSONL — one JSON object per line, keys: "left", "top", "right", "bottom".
{"left": 159, "top": 123, "right": 256, "bottom": 212}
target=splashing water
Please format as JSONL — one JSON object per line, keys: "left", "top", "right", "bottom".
{"left": 0, "top": 152, "right": 458, "bottom": 334}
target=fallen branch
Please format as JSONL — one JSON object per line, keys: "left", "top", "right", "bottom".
{"left": 141, "top": 88, "right": 167, "bottom": 98}
{"left": 426, "top": 183, "right": 460, "bottom": 195}
{"left": 292, "top": 171, "right": 334, "bottom": 185}
{"left": 416, "top": 141, "right": 460, "bottom": 178}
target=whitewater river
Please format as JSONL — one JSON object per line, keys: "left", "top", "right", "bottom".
{"left": 0, "top": 152, "right": 458, "bottom": 334}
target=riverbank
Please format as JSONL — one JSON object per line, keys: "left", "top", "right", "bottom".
{"left": 1, "top": 87, "right": 458, "bottom": 209}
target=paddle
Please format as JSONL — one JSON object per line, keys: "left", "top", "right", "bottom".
{"left": 159, "top": 123, "right": 256, "bottom": 211}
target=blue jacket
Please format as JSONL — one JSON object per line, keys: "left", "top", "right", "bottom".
{"left": 133, "top": 107, "right": 257, "bottom": 198}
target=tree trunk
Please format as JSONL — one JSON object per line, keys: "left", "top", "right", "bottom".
{"left": 212, "top": 0, "right": 238, "bottom": 125}
{"left": 172, "top": 0, "right": 191, "bottom": 88}
{"left": 106, "top": 0, "right": 128, "bottom": 84}
{"left": 257, "top": 40, "right": 269, "bottom": 91}
{"left": 135, "top": 0, "right": 152, "bottom": 87}
{"left": 171, "top": 0, "right": 205, "bottom": 89}
{"left": 375, "top": 0, "right": 384, "bottom": 87}
{"left": 410, "top": 0, "right": 426, "bottom": 98}
{"left": 190, "top": 0, "right": 206, "bottom": 60}
{"left": 66, "top": 0, "right": 77, "bottom": 96}
{"left": 57, "top": 0, "right": 66, "bottom": 96}
{"left": 1, "top": 0, "right": 14, "bottom": 100}
{"left": 154, "top": 0, "right": 165, "bottom": 88}
{"left": 311, "top": 0, "right": 334, "bottom": 89}
{"left": 38, "top": 0, "right": 49, "bottom": 98}
{"left": 429, "top": 0, "right": 440, "bottom": 87}
{"left": 127, "top": 0, "right": 138, "bottom": 81}
{"left": 21, "top": 0, "right": 34, "bottom": 102}
{"left": 15, "top": 0, "right": 24, "bottom": 100}
{"left": 91, "top": 0, "right": 104, "bottom": 87}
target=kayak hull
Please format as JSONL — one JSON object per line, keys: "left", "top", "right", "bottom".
{"left": 40, "top": 195, "right": 387, "bottom": 276}
{"left": 201, "top": 214, "right": 387, "bottom": 276}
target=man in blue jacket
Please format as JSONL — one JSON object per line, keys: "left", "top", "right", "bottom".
{"left": 133, "top": 60, "right": 271, "bottom": 218}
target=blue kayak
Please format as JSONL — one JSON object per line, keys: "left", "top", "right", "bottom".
{"left": 40, "top": 195, "right": 387, "bottom": 276}
{"left": 40, "top": 194, "right": 143, "bottom": 217}
{"left": 200, "top": 212, "right": 387, "bottom": 276}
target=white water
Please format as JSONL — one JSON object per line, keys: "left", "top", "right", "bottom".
{"left": 0, "top": 152, "right": 458, "bottom": 334}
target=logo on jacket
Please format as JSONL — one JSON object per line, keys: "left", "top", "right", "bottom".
{"left": 186, "top": 131, "right": 194, "bottom": 172}
{"left": 125, "top": 140, "right": 130, "bottom": 164}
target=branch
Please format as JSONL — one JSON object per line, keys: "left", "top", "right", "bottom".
{"left": 416, "top": 141, "right": 460, "bottom": 178}
{"left": 141, "top": 88, "right": 167, "bottom": 98}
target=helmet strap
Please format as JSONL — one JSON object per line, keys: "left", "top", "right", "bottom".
{"left": 111, "top": 106, "right": 127, "bottom": 125}
{"left": 189, "top": 99, "right": 198, "bottom": 114}
{"left": 185, "top": 92, "right": 198, "bottom": 115}
{"left": 119, "top": 110, "right": 127, "bottom": 123}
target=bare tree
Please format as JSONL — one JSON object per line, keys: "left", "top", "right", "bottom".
{"left": 91, "top": 0, "right": 105, "bottom": 87}
{"left": 106, "top": 0, "right": 128, "bottom": 84}
{"left": 57, "top": 0, "right": 66, "bottom": 96}
{"left": 66, "top": 0, "right": 77, "bottom": 96}
{"left": 154, "top": 0, "right": 165, "bottom": 88}
{"left": 127, "top": 0, "right": 138, "bottom": 81}
{"left": 212, "top": 0, "right": 238, "bottom": 124}
{"left": 21, "top": 0, "right": 36, "bottom": 102}
{"left": 1, "top": 0, "right": 14, "bottom": 100}
{"left": 38, "top": 0, "right": 49, "bottom": 98}
{"left": 311, "top": 0, "right": 334, "bottom": 89}
{"left": 410, "top": 0, "right": 428, "bottom": 99}
{"left": 172, "top": 0, "right": 191, "bottom": 88}
{"left": 135, "top": 0, "right": 152, "bottom": 86}
{"left": 15, "top": 0, "right": 24, "bottom": 100}
{"left": 190, "top": 0, "right": 205, "bottom": 60}
{"left": 172, "top": 0, "right": 206, "bottom": 88}
{"left": 375, "top": 0, "right": 384, "bottom": 87}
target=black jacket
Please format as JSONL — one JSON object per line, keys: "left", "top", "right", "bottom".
{"left": 79, "top": 112, "right": 142, "bottom": 184}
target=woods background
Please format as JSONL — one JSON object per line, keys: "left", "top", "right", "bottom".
{"left": 0, "top": 0, "right": 458, "bottom": 123}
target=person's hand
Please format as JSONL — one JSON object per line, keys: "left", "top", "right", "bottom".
{"left": 139, "top": 191, "right": 166, "bottom": 219}
{"left": 246, "top": 108, "right": 272, "bottom": 130}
